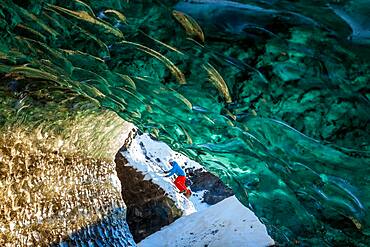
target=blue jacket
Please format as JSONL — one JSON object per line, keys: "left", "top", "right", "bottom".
{"left": 165, "top": 161, "right": 186, "bottom": 177}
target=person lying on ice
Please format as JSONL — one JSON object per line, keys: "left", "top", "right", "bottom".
{"left": 164, "top": 159, "right": 192, "bottom": 198}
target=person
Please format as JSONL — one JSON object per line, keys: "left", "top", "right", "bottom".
{"left": 164, "top": 159, "right": 192, "bottom": 198}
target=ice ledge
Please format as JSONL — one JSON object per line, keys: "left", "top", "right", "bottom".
{"left": 138, "top": 196, "right": 275, "bottom": 247}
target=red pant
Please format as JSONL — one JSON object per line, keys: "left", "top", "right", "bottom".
{"left": 174, "top": 176, "right": 187, "bottom": 192}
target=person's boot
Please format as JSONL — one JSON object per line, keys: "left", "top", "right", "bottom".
{"left": 185, "top": 189, "right": 192, "bottom": 198}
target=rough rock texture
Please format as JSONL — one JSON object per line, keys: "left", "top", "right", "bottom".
{"left": 186, "top": 168, "right": 234, "bottom": 205}
{"left": 0, "top": 107, "right": 136, "bottom": 246}
{"left": 115, "top": 152, "right": 182, "bottom": 242}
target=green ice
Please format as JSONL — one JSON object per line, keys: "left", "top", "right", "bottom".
{"left": 0, "top": 0, "right": 369, "bottom": 245}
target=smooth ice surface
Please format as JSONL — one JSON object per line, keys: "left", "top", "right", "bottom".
{"left": 1, "top": 0, "right": 369, "bottom": 245}
{"left": 138, "top": 196, "right": 274, "bottom": 247}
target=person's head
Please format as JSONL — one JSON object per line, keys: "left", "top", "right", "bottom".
{"left": 168, "top": 158, "right": 174, "bottom": 166}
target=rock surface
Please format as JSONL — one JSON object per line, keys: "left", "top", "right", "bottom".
{"left": 0, "top": 102, "right": 136, "bottom": 246}
{"left": 115, "top": 131, "right": 236, "bottom": 242}
{"left": 115, "top": 150, "right": 182, "bottom": 242}
{"left": 186, "top": 168, "right": 234, "bottom": 205}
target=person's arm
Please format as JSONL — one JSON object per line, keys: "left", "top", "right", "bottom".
{"left": 164, "top": 167, "right": 175, "bottom": 177}
{"left": 163, "top": 166, "right": 172, "bottom": 173}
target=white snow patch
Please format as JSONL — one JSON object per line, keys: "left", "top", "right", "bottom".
{"left": 188, "top": 190, "right": 210, "bottom": 212}
{"left": 130, "top": 133, "right": 204, "bottom": 171}
{"left": 138, "top": 196, "right": 275, "bottom": 247}
{"left": 122, "top": 133, "right": 209, "bottom": 215}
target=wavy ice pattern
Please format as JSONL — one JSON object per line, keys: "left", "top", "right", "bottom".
{"left": 0, "top": 0, "right": 369, "bottom": 245}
